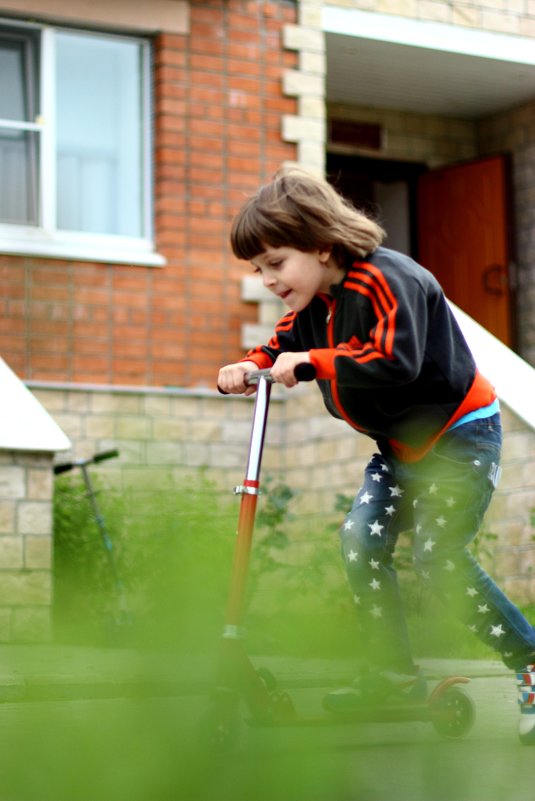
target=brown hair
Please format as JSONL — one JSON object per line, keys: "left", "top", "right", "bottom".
{"left": 230, "top": 168, "right": 386, "bottom": 265}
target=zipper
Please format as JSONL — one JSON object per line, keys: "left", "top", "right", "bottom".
{"left": 325, "top": 298, "right": 334, "bottom": 327}
{"left": 324, "top": 295, "right": 367, "bottom": 434}
{"left": 325, "top": 298, "right": 335, "bottom": 343}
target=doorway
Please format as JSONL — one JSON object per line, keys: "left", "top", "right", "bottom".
{"left": 326, "top": 152, "right": 515, "bottom": 347}
{"left": 327, "top": 153, "right": 426, "bottom": 257}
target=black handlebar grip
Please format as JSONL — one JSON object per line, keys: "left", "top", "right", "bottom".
{"left": 53, "top": 462, "right": 75, "bottom": 475}
{"left": 293, "top": 362, "right": 317, "bottom": 382}
{"left": 93, "top": 449, "right": 119, "bottom": 464}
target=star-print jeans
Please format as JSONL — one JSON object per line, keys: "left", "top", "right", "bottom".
{"left": 340, "top": 413, "right": 535, "bottom": 673}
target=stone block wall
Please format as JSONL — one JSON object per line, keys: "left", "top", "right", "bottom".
{"left": 324, "top": 0, "right": 535, "bottom": 35}
{"left": 477, "top": 100, "right": 535, "bottom": 366}
{"left": 0, "top": 451, "right": 54, "bottom": 642}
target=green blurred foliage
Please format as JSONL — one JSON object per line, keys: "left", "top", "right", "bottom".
{"left": 53, "top": 468, "right": 508, "bottom": 663}
{"left": 53, "top": 470, "right": 236, "bottom": 652}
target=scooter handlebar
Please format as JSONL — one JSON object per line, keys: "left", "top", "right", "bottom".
{"left": 244, "top": 363, "right": 317, "bottom": 386}
{"left": 217, "top": 363, "right": 317, "bottom": 393}
{"left": 53, "top": 449, "right": 119, "bottom": 475}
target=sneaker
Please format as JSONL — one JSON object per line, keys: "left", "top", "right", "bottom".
{"left": 517, "top": 663, "right": 535, "bottom": 745}
{"left": 323, "top": 667, "right": 427, "bottom": 713}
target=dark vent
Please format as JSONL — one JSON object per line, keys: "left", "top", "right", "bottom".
{"left": 329, "top": 120, "right": 383, "bottom": 150}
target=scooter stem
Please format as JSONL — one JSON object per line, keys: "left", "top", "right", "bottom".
{"left": 223, "top": 376, "right": 272, "bottom": 633}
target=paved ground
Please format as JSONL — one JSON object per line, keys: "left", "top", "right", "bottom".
{"left": 0, "top": 643, "right": 513, "bottom": 702}
{"left": 0, "top": 645, "right": 530, "bottom": 801}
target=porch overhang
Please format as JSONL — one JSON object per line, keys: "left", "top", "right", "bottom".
{"left": 323, "top": 8, "right": 535, "bottom": 120}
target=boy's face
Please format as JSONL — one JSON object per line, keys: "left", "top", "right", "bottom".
{"left": 251, "top": 246, "right": 338, "bottom": 312}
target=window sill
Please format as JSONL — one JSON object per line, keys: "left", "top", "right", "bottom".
{"left": 0, "top": 230, "right": 166, "bottom": 267}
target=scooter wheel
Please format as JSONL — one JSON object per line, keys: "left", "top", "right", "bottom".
{"left": 257, "top": 667, "right": 278, "bottom": 693}
{"left": 430, "top": 686, "right": 475, "bottom": 739}
{"left": 198, "top": 689, "right": 241, "bottom": 753}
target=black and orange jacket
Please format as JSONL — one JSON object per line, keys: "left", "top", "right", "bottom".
{"left": 242, "top": 247, "right": 497, "bottom": 462}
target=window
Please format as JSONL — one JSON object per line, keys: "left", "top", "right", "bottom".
{"left": 0, "top": 20, "right": 162, "bottom": 265}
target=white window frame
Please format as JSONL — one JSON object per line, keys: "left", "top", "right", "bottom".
{"left": 0, "top": 18, "right": 164, "bottom": 266}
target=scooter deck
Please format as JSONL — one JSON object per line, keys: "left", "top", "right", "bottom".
{"left": 242, "top": 676, "right": 474, "bottom": 737}
{"left": 247, "top": 703, "right": 435, "bottom": 727}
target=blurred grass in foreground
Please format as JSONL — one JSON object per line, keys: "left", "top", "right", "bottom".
{"left": 53, "top": 468, "right": 527, "bottom": 663}
{"left": 1, "top": 470, "right": 526, "bottom": 801}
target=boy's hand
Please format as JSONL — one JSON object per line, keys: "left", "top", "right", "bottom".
{"left": 217, "top": 361, "right": 259, "bottom": 396}
{"left": 270, "top": 352, "right": 311, "bottom": 388}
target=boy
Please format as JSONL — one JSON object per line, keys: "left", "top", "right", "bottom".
{"left": 217, "top": 168, "right": 535, "bottom": 743}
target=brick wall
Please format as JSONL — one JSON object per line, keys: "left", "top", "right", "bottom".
{"left": 0, "top": 0, "right": 298, "bottom": 390}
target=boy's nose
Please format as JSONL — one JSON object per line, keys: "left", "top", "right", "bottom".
{"left": 263, "top": 273, "right": 277, "bottom": 288}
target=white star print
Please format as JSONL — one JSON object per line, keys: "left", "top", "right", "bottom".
{"left": 446, "top": 497, "right": 456, "bottom": 507}
{"left": 343, "top": 519, "right": 355, "bottom": 531}
{"left": 490, "top": 624, "right": 505, "bottom": 638}
{"left": 369, "top": 558, "right": 380, "bottom": 570}
{"left": 468, "top": 624, "right": 478, "bottom": 633}
{"left": 435, "top": 516, "right": 447, "bottom": 528}
{"left": 428, "top": 483, "right": 438, "bottom": 494}
{"left": 380, "top": 464, "right": 389, "bottom": 473}
{"left": 444, "top": 560, "right": 455, "bottom": 572}
{"left": 359, "top": 491, "right": 373, "bottom": 505}
{"left": 466, "top": 587, "right": 478, "bottom": 597}
{"left": 420, "top": 570, "right": 431, "bottom": 581}
{"left": 415, "top": 524, "right": 422, "bottom": 535}
{"left": 384, "top": 505, "right": 396, "bottom": 516}
{"left": 423, "top": 538, "right": 435, "bottom": 552}
{"left": 477, "top": 603, "right": 490, "bottom": 614}
{"left": 389, "top": 485, "right": 403, "bottom": 498}
{"left": 369, "top": 520, "right": 384, "bottom": 537}
{"left": 353, "top": 595, "right": 361, "bottom": 605}
{"left": 412, "top": 498, "right": 419, "bottom": 508}
{"left": 347, "top": 549, "right": 359, "bottom": 563}
{"left": 369, "top": 578, "right": 381, "bottom": 591}
{"left": 370, "top": 605, "right": 383, "bottom": 618}
{"left": 371, "top": 473, "right": 383, "bottom": 482}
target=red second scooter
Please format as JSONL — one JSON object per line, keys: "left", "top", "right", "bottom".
{"left": 206, "top": 367, "right": 475, "bottom": 749}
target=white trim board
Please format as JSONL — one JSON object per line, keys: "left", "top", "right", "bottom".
{"left": 0, "top": 358, "right": 71, "bottom": 452}
{"left": 322, "top": 7, "right": 535, "bottom": 65}
{"left": 449, "top": 302, "right": 535, "bottom": 432}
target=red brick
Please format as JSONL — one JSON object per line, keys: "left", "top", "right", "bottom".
{"left": 111, "top": 361, "right": 150, "bottom": 383}
{"left": 190, "top": 53, "right": 226, "bottom": 73}
{"left": 157, "top": 114, "right": 187, "bottom": 134}
{"left": 31, "top": 285, "right": 71, "bottom": 303}
{"left": 74, "top": 337, "right": 111, "bottom": 355}
{"left": 155, "top": 97, "right": 187, "bottom": 116}
{"left": 32, "top": 353, "right": 71, "bottom": 371}
{"left": 155, "top": 33, "right": 187, "bottom": 52}
{"left": 1, "top": 334, "right": 25, "bottom": 352}
{"left": 154, "top": 64, "right": 188, "bottom": 85}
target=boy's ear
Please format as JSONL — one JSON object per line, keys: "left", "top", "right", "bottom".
{"left": 318, "top": 247, "right": 332, "bottom": 264}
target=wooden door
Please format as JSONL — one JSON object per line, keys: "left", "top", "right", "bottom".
{"left": 417, "top": 155, "right": 515, "bottom": 347}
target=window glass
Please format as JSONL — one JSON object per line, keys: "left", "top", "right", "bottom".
{"left": 0, "top": 38, "right": 28, "bottom": 120}
{"left": 55, "top": 31, "right": 144, "bottom": 237}
{"left": 0, "top": 30, "right": 39, "bottom": 224}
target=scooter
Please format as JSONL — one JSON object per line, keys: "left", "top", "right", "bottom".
{"left": 206, "top": 367, "right": 475, "bottom": 749}
{"left": 54, "top": 449, "right": 131, "bottom": 627}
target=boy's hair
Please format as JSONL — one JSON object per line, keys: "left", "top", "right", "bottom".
{"left": 230, "top": 168, "right": 386, "bottom": 264}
